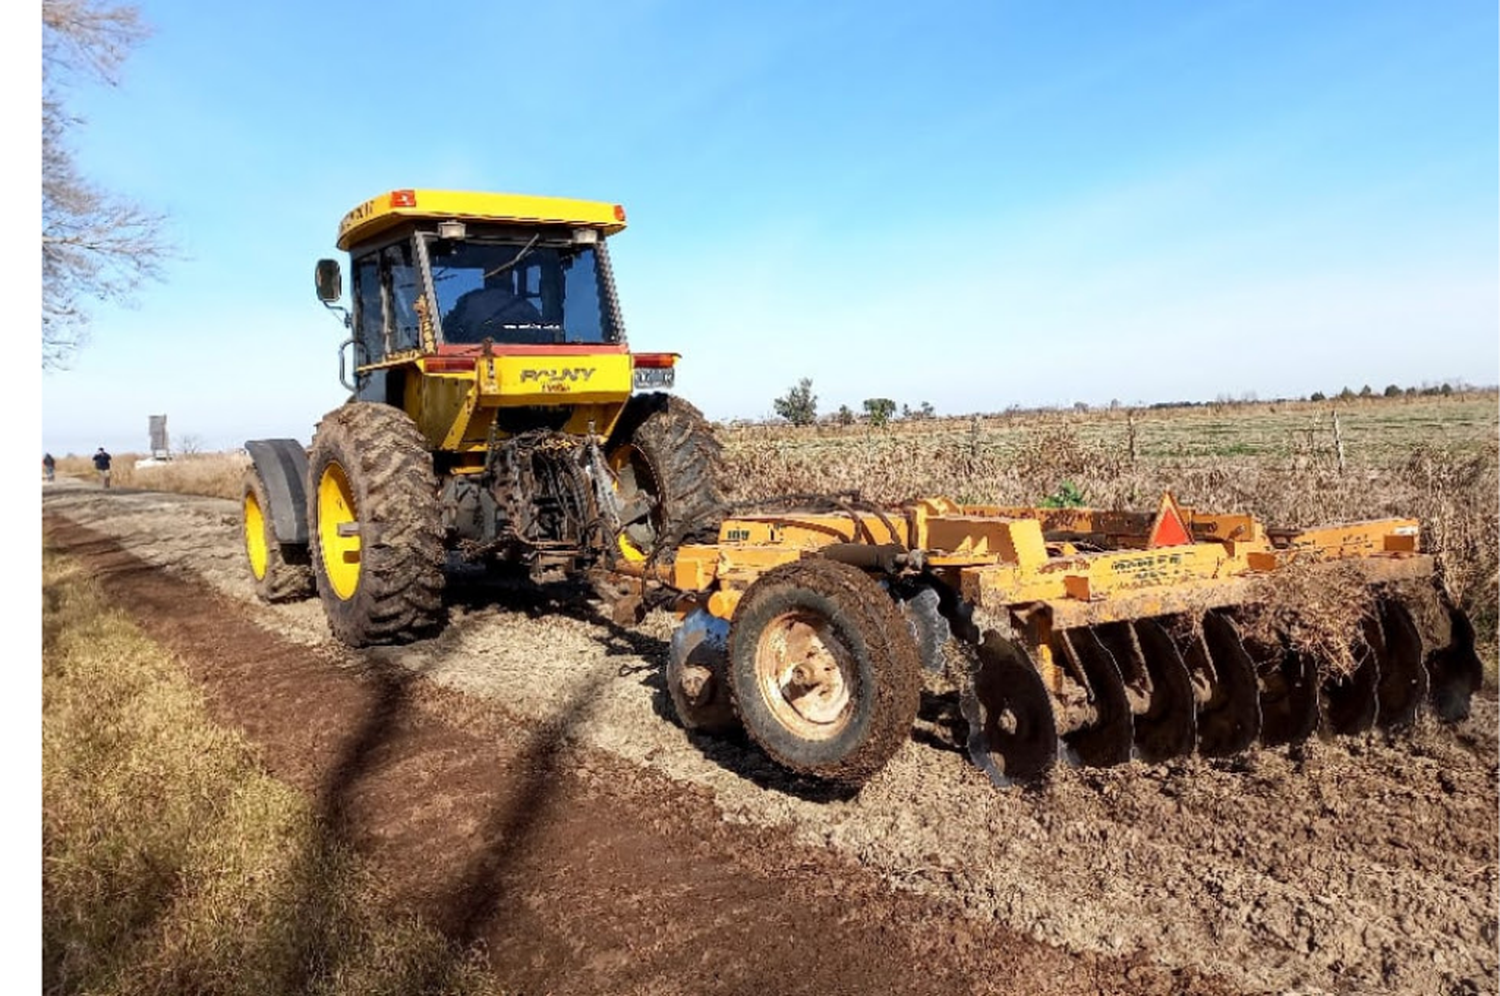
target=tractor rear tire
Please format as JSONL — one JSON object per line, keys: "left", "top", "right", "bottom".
{"left": 241, "top": 467, "right": 314, "bottom": 602}
{"left": 307, "top": 403, "right": 446, "bottom": 647}
{"left": 606, "top": 393, "right": 725, "bottom": 559}
{"left": 727, "top": 558, "right": 922, "bottom": 789}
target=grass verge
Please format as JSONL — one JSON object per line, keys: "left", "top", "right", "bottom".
{"left": 41, "top": 548, "right": 493, "bottom": 996}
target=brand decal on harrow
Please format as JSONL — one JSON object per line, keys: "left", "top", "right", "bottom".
{"left": 1111, "top": 552, "right": 1186, "bottom": 573}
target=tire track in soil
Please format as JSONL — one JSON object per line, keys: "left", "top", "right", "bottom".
{"left": 45, "top": 515, "right": 1242, "bottom": 996}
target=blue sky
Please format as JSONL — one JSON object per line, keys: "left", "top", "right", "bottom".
{"left": 38, "top": 0, "right": 1499, "bottom": 455}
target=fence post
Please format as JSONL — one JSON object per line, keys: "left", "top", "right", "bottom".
{"left": 1331, "top": 409, "right": 1346, "bottom": 475}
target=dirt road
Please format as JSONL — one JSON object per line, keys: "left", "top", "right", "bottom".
{"left": 42, "top": 480, "right": 1499, "bottom": 995}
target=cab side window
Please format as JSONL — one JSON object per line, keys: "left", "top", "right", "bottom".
{"left": 383, "top": 242, "right": 423, "bottom": 352}
{"left": 352, "top": 253, "right": 386, "bottom": 363}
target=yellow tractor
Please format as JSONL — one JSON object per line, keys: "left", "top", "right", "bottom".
{"left": 242, "top": 189, "right": 724, "bottom": 644}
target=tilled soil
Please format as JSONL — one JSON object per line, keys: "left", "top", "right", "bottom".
{"left": 42, "top": 480, "right": 1500, "bottom": 996}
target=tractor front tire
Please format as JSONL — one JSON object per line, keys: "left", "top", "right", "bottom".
{"left": 607, "top": 393, "right": 725, "bottom": 559}
{"left": 242, "top": 467, "right": 314, "bottom": 602}
{"left": 727, "top": 558, "right": 922, "bottom": 789}
{"left": 307, "top": 403, "right": 446, "bottom": 647}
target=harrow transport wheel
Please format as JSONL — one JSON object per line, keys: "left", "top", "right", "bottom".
{"left": 1191, "top": 611, "right": 1262, "bottom": 757}
{"left": 606, "top": 393, "right": 725, "bottom": 560}
{"left": 241, "top": 467, "right": 313, "bottom": 602}
{"left": 307, "top": 403, "right": 446, "bottom": 647}
{"left": 961, "top": 633, "right": 1058, "bottom": 786}
{"left": 667, "top": 610, "right": 738, "bottom": 734}
{"left": 728, "top": 559, "right": 922, "bottom": 788}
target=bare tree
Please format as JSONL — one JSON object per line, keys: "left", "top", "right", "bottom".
{"left": 42, "top": 0, "right": 168, "bottom": 369}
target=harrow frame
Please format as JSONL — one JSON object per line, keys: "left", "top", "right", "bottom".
{"left": 647, "top": 493, "right": 1481, "bottom": 788}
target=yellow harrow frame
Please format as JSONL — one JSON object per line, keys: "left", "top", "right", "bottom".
{"left": 649, "top": 493, "right": 1481, "bottom": 788}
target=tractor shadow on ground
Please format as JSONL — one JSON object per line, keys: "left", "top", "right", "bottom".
{"left": 440, "top": 564, "right": 867, "bottom": 804}
{"left": 315, "top": 622, "right": 638, "bottom": 982}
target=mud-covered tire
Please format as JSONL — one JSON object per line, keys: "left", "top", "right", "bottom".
{"left": 241, "top": 467, "right": 314, "bottom": 602}
{"left": 667, "top": 615, "right": 739, "bottom": 735}
{"left": 606, "top": 393, "right": 725, "bottom": 558}
{"left": 306, "top": 403, "right": 446, "bottom": 647}
{"left": 727, "top": 558, "right": 922, "bottom": 788}
{"left": 667, "top": 653, "right": 737, "bottom": 734}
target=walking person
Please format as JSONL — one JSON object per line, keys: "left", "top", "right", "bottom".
{"left": 42, "top": 453, "right": 55, "bottom": 482}
{"left": 93, "top": 447, "right": 112, "bottom": 488}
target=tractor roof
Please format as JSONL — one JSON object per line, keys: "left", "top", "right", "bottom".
{"left": 337, "top": 189, "right": 628, "bottom": 250}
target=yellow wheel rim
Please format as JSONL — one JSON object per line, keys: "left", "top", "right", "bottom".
{"left": 243, "top": 490, "right": 269, "bottom": 581}
{"left": 318, "top": 461, "right": 361, "bottom": 600}
{"left": 609, "top": 445, "right": 651, "bottom": 562}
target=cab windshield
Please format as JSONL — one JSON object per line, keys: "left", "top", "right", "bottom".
{"left": 425, "top": 236, "right": 620, "bottom": 346}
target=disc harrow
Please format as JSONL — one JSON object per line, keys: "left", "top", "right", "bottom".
{"left": 646, "top": 493, "right": 1484, "bottom": 790}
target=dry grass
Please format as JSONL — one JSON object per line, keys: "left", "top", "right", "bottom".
{"left": 53, "top": 451, "right": 248, "bottom": 499}
{"left": 1237, "top": 562, "right": 1377, "bottom": 680}
{"left": 42, "top": 550, "right": 493, "bottom": 996}
{"left": 720, "top": 393, "right": 1498, "bottom": 676}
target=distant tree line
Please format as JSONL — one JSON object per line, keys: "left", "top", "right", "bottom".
{"left": 765, "top": 377, "right": 1485, "bottom": 427}
{"left": 1308, "top": 382, "right": 1462, "bottom": 402}
{"left": 1143, "top": 380, "right": 1477, "bottom": 411}
{"left": 771, "top": 379, "right": 936, "bottom": 428}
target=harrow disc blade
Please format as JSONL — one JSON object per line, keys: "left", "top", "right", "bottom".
{"left": 1425, "top": 599, "right": 1483, "bottom": 722}
{"left": 960, "top": 633, "right": 1058, "bottom": 786}
{"left": 1374, "top": 597, "right": 1428, "bottom": 730}
{"left": 1318, "top": 617, "right": 1380, "bottom": 737}
{"left": 1131, "top": 618, "right": 1199, "bottom": 763}
{"left": 898, "top": 585, "right": 954, "bottom": 675}
{"left": 1256, "top": 644, "right": 1321, "bottom": 747}
{"left": 1191, "top": 611, "right": 1262, "bottom": 757}
{"left": 1056, "top": 628, "right": 1134, "bottom": 767}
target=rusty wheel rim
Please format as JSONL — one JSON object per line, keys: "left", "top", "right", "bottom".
{"left": 754, "top": 610, "right": 856, "bottom": 741}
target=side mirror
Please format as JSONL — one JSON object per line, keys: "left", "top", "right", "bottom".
{"left": 314, "top": 259, "right": 343, "bottom": 303}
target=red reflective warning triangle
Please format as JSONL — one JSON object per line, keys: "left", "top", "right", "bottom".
{"left": 1148, "top": 492, "right": 1193, "bottom": 548}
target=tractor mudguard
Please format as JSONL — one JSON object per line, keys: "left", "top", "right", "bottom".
{"left": 245, "top": 439, "right": 311, "bottom": 546}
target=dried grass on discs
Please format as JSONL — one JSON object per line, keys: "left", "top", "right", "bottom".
{"left": 1237, "top": 561, "right": 1376, "bottom": 680}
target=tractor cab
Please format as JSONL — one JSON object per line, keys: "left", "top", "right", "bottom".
{"left": 312, "top": 189, "right": 679, "bottom": 459}
{"left": 316, "top": 189, "right": 632, "bottom": 385}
